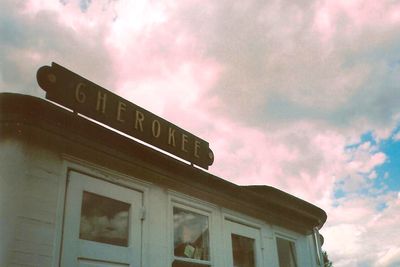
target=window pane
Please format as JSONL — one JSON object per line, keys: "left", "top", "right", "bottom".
{"left": 173, "top": 207, "right": 209, "bottom": 261}
{"left": 231, "top": 234, "right": 255, "bottom": 267}
{"left": 79, "top": 191, "right": 130, "bottom": 247}
{"left": 276, "top": 237, "right": 297, "bottom": 267}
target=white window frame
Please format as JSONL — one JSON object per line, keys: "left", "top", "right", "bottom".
{"left": 313, "top": 228, "right": 323, "bottom": 266}
{"left": 222, "top": 214, "right": 264, "bottom": 267}
{"left": 274, "top": 228, "right": 300, "bottom": 267}
{"left": 169, "top": 193, "right": 215, "bottom": 267}
{"left": 222, "top": 208, "right": 265, "bottom": 230}
{"left": 57, "top": 156, "right": 151, "bottom": 267}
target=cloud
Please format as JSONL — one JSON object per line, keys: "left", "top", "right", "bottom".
{"left": 0, "top": 0, "right": 115, "bottom": 96}
{"left": 1, "top": 1, "right": 400, "bottom": 266}
{"left": 345, "top": 142, "right": 386, "bottom": 175}
{"left": 393, "top": 131, "right": 400, "bottom": 142}
{"left": 322, "top": 192, "right": 400, "bottom": 267}
{"left": 376, "top": 247, "right": 400, "bottom": 267}
{"left": 167, "top": 0, "right": 400, "bottom": 133}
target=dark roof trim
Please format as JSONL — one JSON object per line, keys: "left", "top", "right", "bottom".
{"left": 0, "top": 93, "right": 327, "bottom": 232}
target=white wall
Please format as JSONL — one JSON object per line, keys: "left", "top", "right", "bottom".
{"left": 0, "top": 140, "right": 27, "bottom": 267}
{"left": 0, "top": 140, "right": 62, "bottom": 267}
{"left": 0, "top": 140, "right": 321, "bottom": 267}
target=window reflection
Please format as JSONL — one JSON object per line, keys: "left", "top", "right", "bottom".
{"left": 79, "top": 191, "right": 130, "bottom": 247}
{"left": 173, "top": 207, "right": 209, "bottom": 261}
{"left": 231, "top": 234, "right": 255, "bottom": 267}
{"left": 276, "top": 237, "right": 297, "bottom": 267}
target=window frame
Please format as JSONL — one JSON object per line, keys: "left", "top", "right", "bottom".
{"left": 313, "top": 228, "right": 323, "bottom": 266}
{"left": 274, "top": 231, "right": 299, "bottom": 267}
{"left": 223, "top": 218, "right": 264, "bottom": 267}
{"left": 169, "top": 196, "right": 214, "bottom": 267}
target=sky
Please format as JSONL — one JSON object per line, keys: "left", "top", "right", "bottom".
{"left": 1, "top": 0, "right": 400, "bottom": 266}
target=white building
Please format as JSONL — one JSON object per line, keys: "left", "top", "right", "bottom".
{"left": 0, "top": 66, "right": 326, "bottom": 267}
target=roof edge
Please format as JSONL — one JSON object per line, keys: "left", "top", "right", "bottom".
{"left": 0, "top": 93, "right": 327, "bottom": 231}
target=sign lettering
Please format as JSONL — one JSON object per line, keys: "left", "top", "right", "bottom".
{"left": 36, "top": 62, "right": 214, "bottom": 169}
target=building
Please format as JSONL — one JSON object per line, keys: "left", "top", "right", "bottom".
{"left": 0, "top": 64, "right": 326, "bottom": 267}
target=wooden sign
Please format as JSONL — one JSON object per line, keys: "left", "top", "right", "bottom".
{"left": 37, "top": 62, "right": 214, "bottom": 169}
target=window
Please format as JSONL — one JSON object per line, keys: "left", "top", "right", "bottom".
{"left": 79, "top": 191, "right": 130, "bottom": 246}
{"left": 276, "top": 237, "right": 297, "bottom": 267}
{"left": 173, "top": 206, "right": 210, "bottom": 266}
{"left": 225, "top": 219, "right": 262, "bottom": 267}
{"left": 231, "top": 234, "right": 256, "bottom": 267}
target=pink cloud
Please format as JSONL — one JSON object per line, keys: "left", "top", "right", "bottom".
{"left": 2, "top": 1, "right": 400, "bottom": 266}
{"left": 313, "top": 0, "right": 400, "bottom": 40}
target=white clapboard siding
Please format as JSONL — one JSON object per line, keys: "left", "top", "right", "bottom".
{"left": 3, "top": 141, "right": 62, "bottom": 267}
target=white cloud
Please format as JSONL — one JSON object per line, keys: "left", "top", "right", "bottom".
{"left": 0, "top": 0, "right": 116, "bottom": 96}
{"left": 322, "top": 192, "right": 400, "bottom": 267}
{"left": 168, "top": 0, "right": 400, "bottom": 134}
{"left": 1, "top": 1, "right": 400, "bottom": 267}
{"left": 393, "top": 132, "right": 400, "bottom": 141}
{"left": 376, "top": 247, "right": 400, "bottom": 267}
{"left": 368, "top": 171, "right": 378, "bottom": 180}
